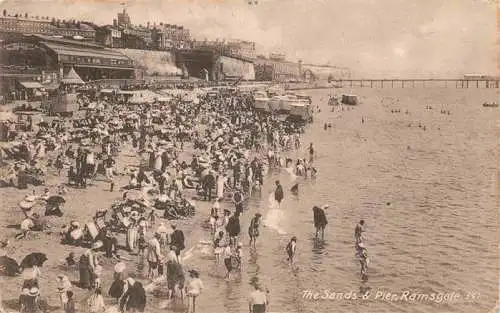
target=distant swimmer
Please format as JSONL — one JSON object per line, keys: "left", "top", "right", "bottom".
{"left": 324, "top": 123, "right": 328, "bottom": 130}
{"left": 312, "top": 205, "right": 328, "bottom": 240}
{"left": 286, "top": 236, "right": 297, "bottom": 267}
{"left": 361, "top": 117, "right": 365, "bottom": 124}
{"left": 290, "top": 183, "right": 299, "bottom": 196}
{"left": 327, "top": 123, "right": 332, "bottom": 128}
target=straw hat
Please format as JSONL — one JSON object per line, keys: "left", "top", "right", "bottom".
{"left": 28, "top": 287, "right": 40, "bottom": 297}
{"left": 92, "top": 241, "right": 103, "bottom": 249}
{"left": 70, "top": 221, "right": 80, "bottom": 228}
{"left": 358, "top": 242, "right": 366, "bottom": 249}
{"left": 322, "top": 204, "right": 329, "bottom": 210}
{"left": 114, "top": 262, "right": 126, "bottom": 273}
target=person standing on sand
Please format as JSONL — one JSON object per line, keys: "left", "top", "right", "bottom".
{"left": 64, "top": 291, "right": 75, "bottom": 313}
{"left": 103, "top": 155, "right": 116, "bottom": 191}
{"left": 170, "top": 224, "right": 185, "bottom": 257}
{"left": 146, "top": 233, "right": 163, "bottom": 279}
{"left": 274, "top": 180, "right": 284, "bottom": 208}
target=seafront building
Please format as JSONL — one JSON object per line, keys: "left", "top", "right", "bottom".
{"left": 0, "top": 7, "right": 350, "bottom": 95}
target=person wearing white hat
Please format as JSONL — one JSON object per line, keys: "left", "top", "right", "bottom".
{"left": 146, "top": 233, "right": 163, "bottom": 279}
{"left": 19, "top": 287, "right": 41, "bottom": 313}
{"left": 56, "top": 274, "right": 72, "bottom": 308}
{"left": 185, "top": 269, "right": 204, "bottom": 313}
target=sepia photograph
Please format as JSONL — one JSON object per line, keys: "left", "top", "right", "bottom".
{"left": 0, "top": 0, "right": 497, "bottom": 312}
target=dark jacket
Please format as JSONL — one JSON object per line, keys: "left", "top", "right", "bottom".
{"left": 313, "top": 206, "right": 327, "bottom": 228}
{"left": 274, "top": 185, "right": 284, "bottom": 203}
{"left": 120, "top": 281, "right": 146, "bottom": 312}
{"left": 226, "top": 215, "right": 241, "bottom": 237}
{"left": 170, "top": 229, "right": 185, "bottom": 251}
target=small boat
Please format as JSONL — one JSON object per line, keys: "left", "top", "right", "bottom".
{"left": 482, "top": 102, "right": 498, "bottom": 107}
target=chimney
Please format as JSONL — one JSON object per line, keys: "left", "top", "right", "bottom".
{"left": 113, "top": 19, "right": 117, "bottom": 27}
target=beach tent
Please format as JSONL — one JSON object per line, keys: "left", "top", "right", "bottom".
{"left": 61, "top": 67, "right": 84, "bottom": 85}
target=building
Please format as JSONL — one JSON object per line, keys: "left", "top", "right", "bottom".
{"left": 0, "top": 34, "right": 135, "bottom": 93}
{"left": 117, "top": 8, "right": 131, "bottom": 27}
{"left": 225, "top": 39, "right": 256, "bottom": 59}
{"left": 152, "top": 24, "right": 190, "bottom": 50}
{"left": 254, "top": 58, "right": 300, "bottom": 82}
{"left": 269, "top": 53, "right": 286, "bottom": 61}
{"left": 191, "top": 39, "right": 256, "bottom": 60}
{"left": 95, "top": 25, "right": 123, "bottom": 48}
{"left": 301, "top": 64, "right": 351, "bottom": 82}
{"left": 0, "top": 15, "right": 96, "bottom": 39}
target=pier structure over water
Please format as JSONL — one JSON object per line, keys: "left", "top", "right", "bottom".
{"left": 330, "top": 78, "right": 500, "bottom": 89}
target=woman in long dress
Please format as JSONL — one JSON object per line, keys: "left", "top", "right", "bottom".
{"left": 216, "top": 173, "right": 227, "bottom": 200}
{"left": 154, "top": 150, "right": 163, "bottom": 172}
{"left": 79, "top": 249, "right": 95, "bottom": 289}
{"left": 126, "top": 220, "right": 138, "bottom": 252}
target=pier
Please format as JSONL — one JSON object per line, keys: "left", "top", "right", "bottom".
{"left": 331, "top": 79, "right": 500, "bottom": 89}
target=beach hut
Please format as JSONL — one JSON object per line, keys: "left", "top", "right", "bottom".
{"left": 341, "top": 94, "right": 359, "bottom": 105}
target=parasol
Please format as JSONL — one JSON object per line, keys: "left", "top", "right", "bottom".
{"left": 20, "top": 252, "right": 47, "bottom": 268}
{"left": 47, "top": 195, "right": 66, "bottom": 206}
{"left": 0, "top": 255, "right": 21, "bottom": 276}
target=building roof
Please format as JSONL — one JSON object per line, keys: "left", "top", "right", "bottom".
{"left": 18, "top": 81, "right": 44, "bottom": 89}
{"left": 29, "top": 34, "right": 103, "bottom": 49}
{"left": 41, "top": 42, "right": 131, "bottom": 61}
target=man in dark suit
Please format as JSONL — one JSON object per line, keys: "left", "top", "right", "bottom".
{"left": 170, "top": 224, "right": 185, "bottom": 256}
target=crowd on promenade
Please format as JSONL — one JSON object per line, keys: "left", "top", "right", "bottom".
{"left": 0, "top": 84, "right": 318, "bottom": 313}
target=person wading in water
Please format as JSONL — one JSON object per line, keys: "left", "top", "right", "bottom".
{"left": 248, "top": 213, "right": 261, "bottom": 248}
{"left": 286, "top": 236, "right": 297, "bottom": 268}
{"left": 274, "top": 180, "right": 284, "bottom": 208}
{"left": 312, "top": 205, "right": 328, "bottom": 240}
{"left": 308, "top": 143, "right": 314, "bottom": 162}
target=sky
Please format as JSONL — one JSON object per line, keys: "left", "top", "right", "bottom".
{"left": 0, "top": 0, "right": 497, "bottom": 78}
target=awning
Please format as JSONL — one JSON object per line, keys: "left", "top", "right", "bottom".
{"left": 100, "top": 89, "right": 116, "bottom": 93}
{"left": 19, "top": 81, "right": 43, "bottom": 89}
{"left": 61, "top": 67, "right": 84, "bottom": 85}
{"left": 73, "top": 64, "right": 134, "bottom": 71}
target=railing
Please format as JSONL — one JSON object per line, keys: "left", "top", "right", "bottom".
{"left": 329, "top": 79, "right": 500, "bottom": 88}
